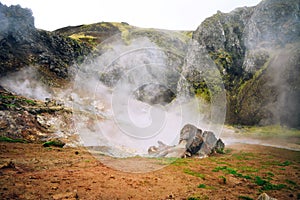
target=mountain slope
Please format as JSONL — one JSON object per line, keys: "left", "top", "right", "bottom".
{"left": 0, "top": 3, "right": 91, "bottom": 85}
{"left": 193, "top": 0, "right": 300, "bottom": 127}
{"left": 0, "top": 0, "right": 299, "bottom": 133}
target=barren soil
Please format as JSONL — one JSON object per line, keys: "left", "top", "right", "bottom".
{"left": 0, "top": 142, "right": 299, "bottom": 200}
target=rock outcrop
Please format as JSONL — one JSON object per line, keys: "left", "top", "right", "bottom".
{"left": 0, "top": 86, "right": 76, "bottom": 144}
{"left": 148, "top": 124, "right": 225, "bottom": 158}
{"left": 193, "top": 0, "right": 300, "bottom": 128}
{"left": 0, "top": 3, "right": 90, "bottom": 84}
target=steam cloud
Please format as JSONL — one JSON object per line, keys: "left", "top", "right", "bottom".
{"left": 72, "top": 33, "right": 226, "bottom": 157}
{"left": 0, "top": 31, "right": 227, "bottom": 160}
{"left": 0, "top": 67, "right": 52, "bottom": 100}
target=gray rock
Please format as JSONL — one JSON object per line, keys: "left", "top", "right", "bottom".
{"left": 212, "top": 139, "right": 225, "bottom": 154}
{"left": 186, "top": 132, "right": 203, "bottom": 155}
{"left": 257, "top": 193, "right": 277, "bottom": 200}
{"left": 148, "top": 141, "right": 186, "bottom": 158}
{"left": 202, "top": 131, "right": 217, "bottom": 147}
{"left": 179, "top": 124, "right": 202, "bottom": 146}
{"left": 245, "top": 0, "right": 300, "bottom": 49}
{"left": 134, "top": 83, "right": 176, "bottom": 105}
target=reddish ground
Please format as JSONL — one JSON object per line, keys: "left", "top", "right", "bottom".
{"left": 0, "top": 142, "right": 299, "bottom": 200}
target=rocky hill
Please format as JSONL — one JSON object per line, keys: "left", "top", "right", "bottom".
{"left": 0, "top": 0, "right": 299, "bottom": 145}
{"left": 0, "top": 3, "right": 91, "bottom": 85}
{"left": 52, "top": 0, "right": 300, "bottom": 128}
{"left": 193, "top": 0, "right": 300, "bottom": 127}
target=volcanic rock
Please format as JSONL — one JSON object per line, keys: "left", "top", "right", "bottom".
{"left": 193, "top": 0, "right": 300, "bottom": 128}
{"left": 148, "top": 124, "right": 225, "bottom": 158}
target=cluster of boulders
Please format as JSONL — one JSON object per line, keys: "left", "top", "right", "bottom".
{"left": 148, "top": 124, "right": 225, "bottom": 158}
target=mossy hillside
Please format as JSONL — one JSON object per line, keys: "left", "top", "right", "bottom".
{"left": 193, "top": 8, "right": 253, "bottom": 119}
{"left": 235, "top": 45, "right": 300, "bottom": 127}
{"left": 57, "top": 22, "right": 188, "bottom": 85}
{"left": 192, "top": 0, "right": 300, "bottom": 128}
{"left": 55, "top": 22, "right": 134, "bottom": 48}
{"left": 194, "top": 7, "right": 252, "bottom": 82}
{"left": 232, "top": 56, "right": 272, "bottom": 125}
{"left": 129, "top": 28, "right": 189, "bottom": 56}
{"left": 63, "top": 22, "right": 191, "bottom": 55}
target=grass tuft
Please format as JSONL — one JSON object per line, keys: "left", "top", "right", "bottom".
{"left": 278, "top": 161, "right": 292, "bottom": 166}
{"left": 285, "top": 179, "right": 297, "bottom": 186}
{"left": 197, "top": 184, "right": 206, "bottom": 188}
{"left": 184, "top": 168, "right": 205, "bottom": 179}
{"left": 0, "top": 136, "right": 27, "bottom": 143}
{"left": 238, "top": 196, "right": 253, "bottom": 200}
{"left": 213, "top": 166, "right": 252, "bottom": 179}
{"left": 187, "top": 197, "right": 200, "bottom": 200}
{"left": 254, "top": 176, "right": 286, "bottom": 191}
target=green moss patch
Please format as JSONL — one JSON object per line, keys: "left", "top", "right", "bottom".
{"left": 184, "top": 168, "right": 205, "bottom": 179}
{"left": 0, "top": 136, "right": 27, "bottom": 143}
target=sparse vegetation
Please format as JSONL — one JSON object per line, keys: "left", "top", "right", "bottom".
{"left": 197, "top": 184, "right": 215, "bottom": 190}
{"left": 238, "top": 196, "right": 253, "bottom": 200}
{"left": 197, "top": 184, "right": 206, "bottom": 188}
{"left": 213, "top": 166, "right": 252, "bottom": 179}
{"left": 42, "top": 139, "right": 65, "bottom": 148}
{"left": 184, "top": 168, "right": 205, "bottom": 179}
{"left": 254, "top": 176, "right": 286, "bottom": 191}
{"left": 69, "top": 33, "right": 98, "bottom": 46}
{"left": 0, "top": 93, "right": 37, "bottom": 108}
{"left": 266, "top": 172, "right": 274, "bottom": 177}
{"left": 285, "top": 179, "right": 297, "bottom": 186}
{"left": 278, "top": 161, "right": 292, "bottom": 166}
{"left": 0, "top": 136, "right": 27, "bottom": 143}
{"left": 170, "top": 158, "right": 189, "bottom": 166}
{"left": 239, "top": 166, "right": 259, "bottom": 173}
{"left": 232, "top": 152, "right": 254, "bottom": 160}
{"left": 261, "top": 160, "right": 293, "bottom": 167}
{"left": 1, "top": 141, "right": 299, "bottom": 199}
{"left": 239, "top": 125, "right": 300, "bottom": 138}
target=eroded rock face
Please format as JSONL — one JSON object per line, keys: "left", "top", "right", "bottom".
{"left": 193, "top": 0, "right": 300, "bottom": 128}
{"left": 244, "top": 0, "right": 300, "bottom": 49}
{"left": 148, "top": 124, "right": 225, "bottom": 158}
{"left": 0, "top": 3, "right": 90, "bottom": 82}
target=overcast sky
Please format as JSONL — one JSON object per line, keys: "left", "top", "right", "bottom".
{"left": 2, "top": 0, "right": 261, "bottom": 31}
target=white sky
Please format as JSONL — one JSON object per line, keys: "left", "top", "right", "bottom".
{"left": 1, "top": 0, "right": 261, "bottom": 31}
